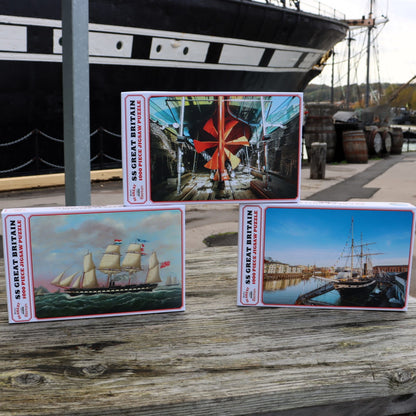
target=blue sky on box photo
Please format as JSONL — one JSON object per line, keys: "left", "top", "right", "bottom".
{"left": 264, "top": 207, "right": 414, "bottom": 268}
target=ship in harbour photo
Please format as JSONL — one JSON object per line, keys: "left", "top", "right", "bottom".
{"left": 262, "top": 206, "right": 414, "bottom": 309}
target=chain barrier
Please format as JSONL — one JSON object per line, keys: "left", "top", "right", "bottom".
{"left": 39, "top": 158, "right": 65, "bottom": 169}
{"left": 0, "top": 158, "right": 36, "bottom": 174}
{"left": 37, "top": 129, "right": 64, "bottom": 143}
{"left": 0, "top": 127, "right": 122, "bottom": 177}
{"left": 102, "top": 153, "right": 122, "bottom": 163}
{"left": 0, "top": 130, "right": 35, "bottom": 147}
{"left": 98, "top": 128, "right": 121, "bottom": 138}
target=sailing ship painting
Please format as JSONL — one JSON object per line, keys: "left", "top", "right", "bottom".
{"left": 262, "top": 206, "right": 414, "bottom": 309}
{"left": 30, "top": 207, "right": 184, "bottom": 320}
{"left": 51, "top": 246, "right": 162, "bottom": 296}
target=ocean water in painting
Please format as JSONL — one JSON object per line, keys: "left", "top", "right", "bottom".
{"left": 35, "top": 286, "right": 183, "bottom": 319}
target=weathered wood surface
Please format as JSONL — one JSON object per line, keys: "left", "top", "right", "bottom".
{"left": 1, "top": 248, "right": 416, "bottom": 416}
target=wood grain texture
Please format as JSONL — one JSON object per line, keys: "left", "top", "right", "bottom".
{"left": 1, "top": 247, "right": 416, "bottom": 416}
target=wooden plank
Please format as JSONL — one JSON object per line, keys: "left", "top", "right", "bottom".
{"left": 1, "top": 247, "right": 416, "bottom": 415}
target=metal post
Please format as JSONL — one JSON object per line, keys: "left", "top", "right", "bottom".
{"left": 330, "top": 49, "right": 335, "bottom": 104}
{"left": 365, "top": 25, "right": 372, "bottom": 108}
{"left": 365, "top": 2, "right": 374, "bottom": 108}
{"left": 260, "top": 97, "right": 270, "bottom": 188}
{"left": 176, "top": 96, "right": 185, "bottom": 194}
{"left": 346, "top": 31, "right": 353, "bottom": 108}
{"left": 217, "top": 96, "right": 227, "bottom": 181}
{"left": 62, "top": 0, "right": 91, "bottom": 206}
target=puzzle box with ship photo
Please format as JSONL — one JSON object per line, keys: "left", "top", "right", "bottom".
{"left": 2, "top": 205, "right": 185, "bottom": 323}
{"left": 238, "top": 201, "right": 415, "bottom": 311}
{"left": 121, "top": 92, "right": 302, "bottom": 205}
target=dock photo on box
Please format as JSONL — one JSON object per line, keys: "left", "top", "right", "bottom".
{"left": 148, "top": 94, "right": 301, "bottom": 202}
{"left": 28, "top": 208, "right": 184, "bottom": 320}
{"left": 263, "top": 207, "right": 414, "bottom": 309}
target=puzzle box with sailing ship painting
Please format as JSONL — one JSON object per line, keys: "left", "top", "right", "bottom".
{"left": 2, "top": 205, "right": 185, "bottom": 323}
{"left": 237, "top": 201, "right": 415, "bottom": 311}
{"left": 121, "top": 92, "right": 302, "bottom": 205}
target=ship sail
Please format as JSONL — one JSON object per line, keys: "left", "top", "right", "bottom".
{"left": 51, "top": 272, "right": 65, "bottom": 286}
{"left": 59, "top": 272, "right": 77, "bottom": 287}
{"left": 51, "top": 271, "right": 78, "bottom": 288}
{"left": 55, "top": 245, "right": 161, "bottom": 295}
{"left": 98, "top": 244, "right": 121, "bottom": 274}
{"left": 71, "top": 273, "right": 82, "bottom": 289}
{"left": 82, "top": 252, "right": 99, "bottom": 288}
{"left": 145, "top": 252, "right": 162, "bottom": 284}
{"left": 121, "top": 243, "right": 142, "bottom": 271}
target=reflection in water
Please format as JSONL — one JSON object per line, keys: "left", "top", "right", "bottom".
{"left": 263, "top": 277, "right": 303, "bottom": 291}
{"left": 263, "top": 273, "right": 407, "bottom": 308}
{"left": 263, "top": 276, "right": 341, "bottom": 306}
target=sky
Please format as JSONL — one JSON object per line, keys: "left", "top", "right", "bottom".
{"left": 29, "top": 209, "right": 183, "bottom": 290}
{"left": 312, "top": 0, "right": 416, "bottom": 86}
{"left": 264, "top": 207, "right": 414, "bottom": 268}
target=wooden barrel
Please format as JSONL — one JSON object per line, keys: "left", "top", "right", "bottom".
{"left": 381, "top": 130, "right": 392, "bottom": 155}
{"left": 342, "top": 130, "right": 368, "bottom": 163}
{"left": 391, "top": 127, "right": 403, "bottom": 154}
{"left": 303, "top": 103, "right": 337, "bottom": 162}
{"left": 365, "top": 126, "right": 383, "bottom": 156}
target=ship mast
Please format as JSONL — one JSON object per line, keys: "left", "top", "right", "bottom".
{"left": 121, "top": 243, "right": 143, "bottom": 285}
{"left": 343, "top": 0, "right": 388, "bottom": 107}
{"left": 98, "top": 244, "right": 121, "bottom": 287}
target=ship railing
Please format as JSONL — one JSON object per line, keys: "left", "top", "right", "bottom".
{"left": 257, "top": 0, "right": 346, "bottom": 21}
{"left": 0, "top": 127, "right": 122, "bottom": 178}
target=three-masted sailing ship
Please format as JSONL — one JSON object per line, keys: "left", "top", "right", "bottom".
{"left": 333, "top": 218, "right": 381, "bottom": 299}
{"left": 51, "top": 243, "right": 162, "bottom": 296}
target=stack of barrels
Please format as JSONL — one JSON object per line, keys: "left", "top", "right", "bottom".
{"left": 342, "top": 126, "right": 403, "bottom": 163}
{"left": 304, "top": 103, "right": 404, "bottom": 164}
{"left": 303, "top": 103, "right": 338, "bottom": 163}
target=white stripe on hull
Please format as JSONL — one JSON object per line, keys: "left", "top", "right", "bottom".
{"left": 0, "top": 51, "right": 313, "bottom": 73}
{"left": 0, "top": 14, "right": 327, "bottom": 73}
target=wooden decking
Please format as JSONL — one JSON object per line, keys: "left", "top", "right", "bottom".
{"left": 1, "top": 247, "right": 416, "bottom": 415}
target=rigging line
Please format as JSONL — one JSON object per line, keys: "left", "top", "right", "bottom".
{"left": 372, "top": 42, "right": 382, "bottom": 92}
{"left": 330, "top": 21, "right": 387, "bottom": 69}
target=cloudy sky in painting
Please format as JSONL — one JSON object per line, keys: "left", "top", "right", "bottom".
{"left": 29, "top": 208, "right": 183, "bottom": 289}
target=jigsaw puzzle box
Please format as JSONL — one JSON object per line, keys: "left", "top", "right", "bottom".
{"left": 2, "top": 205, "right": 185, "bottom": 323}
{"left": 121, "top": 92, "right": 302, "bottom": 205}
{"left": 237, "top": 201, "right": 415, "bottom": 311}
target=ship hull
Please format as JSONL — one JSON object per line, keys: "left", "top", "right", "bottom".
{"left": 0, "top": 0, "right": 348, "bottom": 177}
{"left": 65, "top": 283, "right": 158, "bottom": 296}
{"left": 334, "top": 279, "right": 377, "bottom": 301}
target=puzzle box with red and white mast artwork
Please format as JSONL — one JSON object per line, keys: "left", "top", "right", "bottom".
{"left": 238, "top": 201, "right": 415, "bottom": 311}
{"left": 2, "top": 205, "right": 185, "bottom": 323}
{"left": 121, "top": 92, "right": 302, "bottom": 205}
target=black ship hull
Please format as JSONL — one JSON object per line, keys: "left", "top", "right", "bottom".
{"left": 65, "top": 283, "right": 158, "bottom": 296}
{"left": 0, "top": 0, "right": 348, "bottom": 177}
{"left": 334, "top": 279, "right": 377, "bottom": 301}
